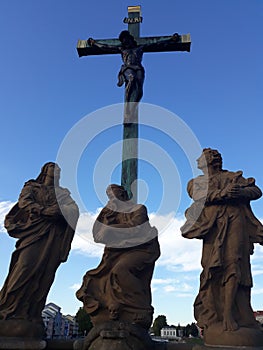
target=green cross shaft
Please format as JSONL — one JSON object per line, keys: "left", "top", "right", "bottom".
{"left": 77, "top": 6, "right": 191, "bottom": 202}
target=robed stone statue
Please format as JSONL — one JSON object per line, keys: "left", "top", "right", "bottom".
{"left": 181, "top": 148, "right": 263, "bottom": 347}
{"left": 0, "top": 162, "right": 79, "bottom": 338}
{"left": 76, "top": 184, "right": 159, "bottom": 349}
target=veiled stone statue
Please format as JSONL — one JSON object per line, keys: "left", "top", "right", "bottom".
{"left": 76, "top": 184, "right": 159, "bottom": 349}
{"left": 181, "top": 148, "right": 263, "bottom": 347}
{"left": 0, "top": 162, "right": 79, "bottom": 338}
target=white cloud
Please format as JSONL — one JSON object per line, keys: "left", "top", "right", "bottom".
{"left": 251, "top": 244, "right": 263, "bottom": 262}
{"left": 155, "top": 280, "right": 194, "bottom": 295}
{"left": 152, "top": 278, "right": 176, "bottom": 285}
{"left": 164, "top": 285, "right": 177, "bottom": 293}
{"left": 1, "top": 198, "right": 262, "bottom": 287}
{"left": 252, "top": 288, "right": 263, "bottom": 296}
{"left": 251, "top": 267, "right": 263, "bottom": 276}
{"left": 0, "top": 203, "right": 202, "bottom": 274}
{"left": 72, "top": 210, "right": 103, "bottom": 258}
{"left": 153, "top": 214, "right": 202, "bottom": 272}
{"left": 71, "top": 211, "right": 202, "bottom": 273}
{"left": 152, "top": 276, "right": 194, "bottom": 296}
{"left": 69, "top": 283, "right": 81, "bottom": 291}
{"left": 0, "top": 201, "right": 14, "bottom": 233}
{"left": 176, "top": 293, "right": 194, "bottom": 298}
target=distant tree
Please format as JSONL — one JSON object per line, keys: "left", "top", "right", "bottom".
{"left": 185, "top": 323, "right": 191, "bottom": 337}
{"left": 152, "top": 315, "right": 168, "bottom": 336}
{"left": 190, "top": 322, "right": 199, "bottom": 337}
{"left": 176, "top": 323, "right": 184, "bottom": 337}
{"left": 75, "top": 307, "right": 93, "bottom": 336}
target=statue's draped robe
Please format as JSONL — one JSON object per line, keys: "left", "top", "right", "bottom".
{"left": 181, "top": 170, "right": 263, "bottom": 329}
{"left": 76, "top": 201, "right": 159, "bottom": 327}
{"left": 0, "top": 180, "right": 79, "bottom": 322}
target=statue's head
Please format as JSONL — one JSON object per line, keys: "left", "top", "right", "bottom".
{"left": 106, "top": 184, "right": 129, "bottom": 201}
{"left": 36, "top": 162, "right": 61, "bottom": 184}
{"left": 197, "top": 148, "right": 222, "bottom": 171}
{"left": 119, "top": 30, "right": 137, "bottom": 48}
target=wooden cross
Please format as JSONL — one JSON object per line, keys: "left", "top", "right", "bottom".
{"left": 77, "top": 6, "right": 191, "bottom": 202}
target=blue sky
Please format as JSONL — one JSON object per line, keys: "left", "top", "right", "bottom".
{"left": 0, "top": 0, "right": 263, "bottom": 326}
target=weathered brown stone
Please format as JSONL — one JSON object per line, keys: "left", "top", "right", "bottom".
{"left": 0, "top": 162, "right": 79, "bottom": 338}
{"left": 181, "top": 148, "right": 263, "bottom": 347}
{"left": 76, "top": 184, "right": 160, "bottom": 349}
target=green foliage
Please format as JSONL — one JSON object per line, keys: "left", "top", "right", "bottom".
{"left": 184, "top": 337, "right": 204, "bottom": 345}
{"left": 190, "top": 322, "right": 199, "bottom": 337}
{"left": 152, "top": 315, "right": 168, "bottom": 336}
{"left": 185, "top": 322, "right": 199, "bottom": 337}
{"left": 75, "top": 307, "right": 93, "bottom": 335}
{"left": 185, "top": 323, "right": 191, "bottom": 337}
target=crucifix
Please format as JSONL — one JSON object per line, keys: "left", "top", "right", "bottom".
{"left": 77, "top": 6, "right": 191, "bottom": 202}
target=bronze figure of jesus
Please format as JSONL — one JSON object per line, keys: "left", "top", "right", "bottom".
{"left": 88, "top": 30, "right": 180, "bottom": 123}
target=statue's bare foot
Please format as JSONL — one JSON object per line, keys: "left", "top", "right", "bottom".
{"left": 223, "top": 315, "right": 238, "bottom": 331}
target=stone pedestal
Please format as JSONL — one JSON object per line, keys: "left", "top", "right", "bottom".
{"left": 0, "top": 319, "right": 45, "bottom": 338}
{"left": 0, "top": 319, "right": 46, "bottom": 349}
{"left": 194, "top": 346, "right": 263, "bottom": 350}
{"left": 0, "top": 337, "right": 46, "bottom": 349}
{"left": 202, "top": 323, "right": 263, "bottom": 348}
{"left": 74, "top": 321, "right": 154, "bottom": 350}
{"left": 45, "top": 339, "right": 75, "bottom": 349}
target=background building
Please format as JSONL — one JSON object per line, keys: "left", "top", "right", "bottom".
{"left": 254, "top": 311, "right": 263, "bottom": 325}
{"left": 160, "top": 326, "right": 182, "bottom": 340}
{"left": 42, "top": 302, "right": 79, "bottom": 339}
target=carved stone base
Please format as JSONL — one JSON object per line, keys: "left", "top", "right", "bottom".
{"left": 0, "top": 337, "right": 46, "bottom": 349}
{"left": 0, "top": 319, "right": 45, "bottom": 338}
{"left": 74, "top": 321, "right": 154, "bottom": 350}
{"left": 89, "top": 307, "right": 153, "bottom": 330}
{"left": 203, "top": 323, "right": 263, "bottom": 347}
{"left": 194, "top": 346, "right": 263, "bottom": 350}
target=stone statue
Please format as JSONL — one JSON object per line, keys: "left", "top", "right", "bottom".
{"left": 88, "top": 31, "right": 179, "bottom": 123}
{"left": 0, "top": 162, "right": 79, "bottom": 338}
{"left": 76, "top": 184, "right": 159, "bottom": 349}
{"left": 181, "top": 148, "right": 263, "bottom": 347}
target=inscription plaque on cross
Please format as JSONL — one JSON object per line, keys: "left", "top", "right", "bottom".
{"left": 77, "top": 5, "right": 191, "bottom": 202}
